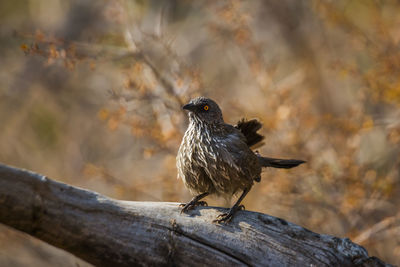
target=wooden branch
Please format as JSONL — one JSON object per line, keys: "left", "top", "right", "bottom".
{"left": 0, "top": 163, "right": 391, "bottom": 267}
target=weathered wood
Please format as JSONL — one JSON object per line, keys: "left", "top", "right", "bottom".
{"left": 0, "top": 163, "right": 392, "bottom": 266}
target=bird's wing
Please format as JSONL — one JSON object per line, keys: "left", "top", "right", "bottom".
{"left": 235, "top": 119, "right": 265, "bottom": 149}
{"left": 214, "top": 125, "right": 261, "bottom": 179}
{"left": 211, "top": 130, "right": 244, "bottom": 174}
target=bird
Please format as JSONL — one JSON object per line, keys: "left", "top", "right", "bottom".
{"left": 176, "top": 97, "right": 305, "bottom": 224}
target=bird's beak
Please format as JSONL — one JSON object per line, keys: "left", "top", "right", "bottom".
{"left": 182, "top": 103, "right": 195, "bottom": 111}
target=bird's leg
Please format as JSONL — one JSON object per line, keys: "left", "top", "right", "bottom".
{"left": 180, "top": 192, "right": 209, "bottom": 213}
{"left": 213, "top": 188, "right": 250, "bottom": 224}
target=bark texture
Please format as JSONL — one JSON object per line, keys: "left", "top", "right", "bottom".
{"left": 0, "top": 163, "right": 392, "bottom": 267}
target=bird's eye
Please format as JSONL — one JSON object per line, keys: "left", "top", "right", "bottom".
{"left": 204, "top": 105, "right": 209, "bottom": 111}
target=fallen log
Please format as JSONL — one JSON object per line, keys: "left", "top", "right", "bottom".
{"left": 0, "top": 163, "right": 391, "bottom": 266}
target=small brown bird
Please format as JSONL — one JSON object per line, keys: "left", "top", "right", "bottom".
{"left": 176, "top": 97, "right": 305, "bottom": 223}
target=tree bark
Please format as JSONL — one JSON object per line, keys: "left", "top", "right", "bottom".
{"left": 0, "top": 163, "right": 392, "bottom": 267}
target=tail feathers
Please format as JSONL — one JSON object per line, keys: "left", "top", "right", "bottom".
{"left": 258, "top": 156, "right": 306, "bottom": 169}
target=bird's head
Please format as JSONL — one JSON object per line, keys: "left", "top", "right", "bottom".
{"left": 182, "top": 97, "right": 224, "bottom": 124}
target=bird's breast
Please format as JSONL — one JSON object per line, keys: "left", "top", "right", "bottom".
{"left": 177, "top": 122, "right": 256, "bottom": 195}
{"left": 179, "top": 123, "right": 240, "bottom": 175}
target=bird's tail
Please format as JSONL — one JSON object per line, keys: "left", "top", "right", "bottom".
{"left": 258, "top": 156, "right": 305, "bottom": 169}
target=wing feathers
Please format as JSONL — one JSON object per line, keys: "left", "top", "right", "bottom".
{"left": 235, "top": 119, "right": 265, "bottom": 148}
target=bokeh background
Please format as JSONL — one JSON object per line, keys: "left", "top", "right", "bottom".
{"left": 1, "top": 0, "right": 399, "bottom": 265}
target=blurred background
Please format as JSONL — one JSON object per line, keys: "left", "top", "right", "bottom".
{"left": 0, "top": 0, "right": 399, "bottom": 265}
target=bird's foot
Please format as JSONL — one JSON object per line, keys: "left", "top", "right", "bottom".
{"left": 179, "top": 200, "right": 208, "bottom": 214}
{"left": 213, "top": 205, "right": 245, "bottom": 224}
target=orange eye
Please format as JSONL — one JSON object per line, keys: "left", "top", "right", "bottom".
{"left": 204, "top": 105, "right": 209, "bottom": 111}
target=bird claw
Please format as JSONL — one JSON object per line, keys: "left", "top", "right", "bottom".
{"left": 196, "top": 201, "right": 208, "bottom": 207}
{"left": 213, "top": 212, "right": 233, "bottom": 224}
{"left": 216, "top": 212, "right": 227, "bottom": 219}
{"left": 213, "top": 205, "right": 245, "bottom": 224}
{"left": 180, "top": 201, "right": 208, "bottom": 214}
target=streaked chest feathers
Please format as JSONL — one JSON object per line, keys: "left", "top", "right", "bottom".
{"left": 177, "top": 118, "right": 247, "bottom": 193}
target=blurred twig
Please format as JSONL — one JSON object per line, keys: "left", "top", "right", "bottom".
{"left": 354, "top": 214, "right": 400, "bottom": 244}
